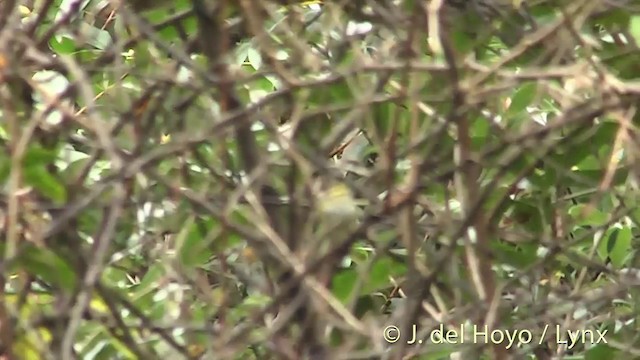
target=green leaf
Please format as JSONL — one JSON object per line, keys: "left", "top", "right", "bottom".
{"left": 307, "top": 80, "right": 355, "bottom": 111}
{"left": 22, "top": 145, "right": 57, "bottom": 167}
{"left": 420, "top": 342, "right": 460, "bottom": 359}
{"left": 234, "top": 42, "right": 250, "bottom": 65}
{"left": 629, "top": 16, "right": 640, "bottom": 45}
{"left": 13, "top": 327, "right": 52, "bottom": 360}
{"left": 16, "top": 246, "right": 77, "bottom": 291}
{"left": 597, "top": 229, "right": 613, "bottom": 262}
{"left": 0, "top": 155, "right": 9, "bottom": 184}
{"left": 332, "top": 257, "right": 406, "bottom": 303}
{"left": 570, "top": 167, "right": 629, "bottom": 187}
{"left": 247, "top": 48, "right": 263, "bottom": 70}
{"left": 491, "top": 241, "right": 538, "bottom": 268}
{"left": 361, "top": 258, "right": 398, "bottom": 294}
{"left": 83, "top": 25, "right": 112, "bottom": 50}
{"left": 136, "top": 263, "right": 166, "bottom": 294}
{"left": 369, "top": 101, "right": 397, "bottom": 139}
{"left": 585, "top": 343, "right": 618, "bottom": 360}
{"left": 157, "top": 23, "right": 180, "bottom": 42}
{"left": 569, "top": 204, "right": 608, "bottom": 228}
{"left": 332, "top": 269, "right": 357, "bottom": 302}
{"left": 449, "top": 27, "right": 476, "bottom": 55}
{"left": 176, "top": 217, "right": 215, "bottom": 268}
{"left": 23, "top": 167, "right": 67, "bottom": 204}
{"left": 506, "top": 82, "right": 537, "bottom": 117}
{"left": 608, "top": 227, "right": 632, "bottom": 268}
{"left": 50, "top": 35, "right": 77, "bottom": 54}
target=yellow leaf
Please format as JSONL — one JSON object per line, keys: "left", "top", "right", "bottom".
{"left": 187, "top": 344, "right": 206, "bottom": 357}
{"left": 19, "top": 5, "right": 31, "bottom": 16}
{"left": 90, "top": 297, "right": 109, "bottom": 314}
{"left": 13, "top": 327, "right": 52, "bottom": 360}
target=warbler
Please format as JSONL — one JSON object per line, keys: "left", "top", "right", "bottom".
{"left": 320, "top": 179, "right": 367, "bottom": 215}
{"left": 316, "top": 181, "right": 363, "bottom": 220}
{"left": 293, "top": 179, "right": 370, "bottom": 354}
{"left": 303, "top": 180, "right": 364, "bottom": 263}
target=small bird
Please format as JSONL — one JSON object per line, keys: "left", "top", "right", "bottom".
{"left": 307, "top": 179, "right": 364, "bottom": 269}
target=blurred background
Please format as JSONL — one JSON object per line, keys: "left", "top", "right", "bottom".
{"left": 1, "top": 0, "right": 640, "bottom": 359}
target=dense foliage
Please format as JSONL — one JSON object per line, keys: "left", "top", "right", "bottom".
{"left": 2, "top": 0, "right": 640, "bottom": 359}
